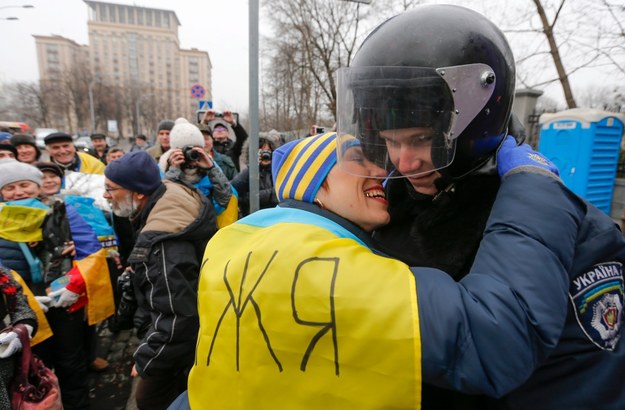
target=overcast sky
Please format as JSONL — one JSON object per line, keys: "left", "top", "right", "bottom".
{"left": 0, "top": 0, "right": 253, "bottom": 112}
{"left": 0, "top": 0, "right": 616, "bottom": 113}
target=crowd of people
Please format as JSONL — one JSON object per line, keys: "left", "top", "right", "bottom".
{"left": 0, "top": 4, "right": 623, "bottom": 410}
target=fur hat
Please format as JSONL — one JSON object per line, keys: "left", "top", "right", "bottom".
{"left": 170, "top": 118, "right": 204, "bottom": 149}
{"left": 272, "top": 132, "right": 338, "bottom": 203}
{"left": 10, "top": 134, "right": 41, "bottom": 160}
{"left": 0, "top": 159, "right": 43, "bottom": 189}
{"left": 157, "top": 119, "right": 175, "bottom": 132}
{"left": 104, "top": 151, "right": 162, "bottom": 195}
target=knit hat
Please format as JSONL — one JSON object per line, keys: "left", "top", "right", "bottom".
{"left": 104, "top": 151, "right": 162, "bottom": 195}
{"left": 210, "top": 119, "right": 230, "bottom": 133}
{"left": 10, "top": 134, "right": 41, "bottom": 160}
{"left": 272, "top": 132, "right": 338, "bottom": 203}
{"left": 34, "top": 161, "right": 64, "bottom": 179}
{"left": 197, "top": 123, "right": 212, "bottom": 135}
{"left": 44, "top": 132, "right": 73, "bottom": 145}
{"left": 169, "top": 118, "right": 204, "bottom": 149}
{"left": 157, "top": 119, "right": 175, "bottom": 132}
{"left": 0, "top": 159, "right": 43, "bottom": 189}
{"left": 0, "top": 132, "right": 12, "bottom": 142}
{"left": 0, "top": 144, "right": 17, "bottom": 158}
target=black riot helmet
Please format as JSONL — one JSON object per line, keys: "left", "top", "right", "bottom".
{"left": 336, "top": 5, "right": 515, "bottom": 180}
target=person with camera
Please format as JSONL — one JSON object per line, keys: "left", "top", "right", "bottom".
{"left": 103, "top": 150, "right": 217, "bottom": 410}
{"left": 231, "top": 135, "right": 280, "bottom": 217}
{"left": 159, "top": 118, "right": 233, "bottom": 216}
{"left": 201, "top": 109, "right": 248, "bottom": 172}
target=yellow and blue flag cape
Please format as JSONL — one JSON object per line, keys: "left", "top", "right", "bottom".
{"left": 0, "top": 198, "right": 114, "bottom": 325}
{"left": 189, "top": 207, "right": 421, "bottom": 409}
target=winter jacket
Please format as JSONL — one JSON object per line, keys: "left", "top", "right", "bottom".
{"left": 128, "top": 179, "right": 217, "bottom": 378}
{"left": 378, "top": 171, "right": 625, "bottom": 409}
{"left": 188, "top": 171, "right": 586, "bottom": 409}
{"left": 231, "top": 164, "right": 278, "bottom": 216}
{"left": 212, "top": 122, "right": 248, "bottom": 172}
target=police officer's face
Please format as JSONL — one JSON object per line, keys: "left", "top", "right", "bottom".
{"left": 380, "top": 127, "right": 441, "bottom": 196}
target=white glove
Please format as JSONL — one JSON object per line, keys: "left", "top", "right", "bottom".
{"left": 48, "top": 288, "right": 80, "bottom": 308}
{"left": 0, "top": 331, "right": 21, "bottom": 358}
{"left": 34, "top": 296, "right": 53, "bottom": 313}
{"left": 0, "top": 324, "right": 34, "bottom": 358}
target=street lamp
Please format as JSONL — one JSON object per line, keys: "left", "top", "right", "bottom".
{"left": 0, "top": 5, "right": 34, "bottom": 10}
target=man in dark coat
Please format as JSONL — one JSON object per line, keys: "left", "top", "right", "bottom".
{"left": 103, "top": 151, "right": 217, "bottom": 410}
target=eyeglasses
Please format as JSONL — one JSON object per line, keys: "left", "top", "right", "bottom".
{"left": 104, "top": 186, "right": 123, "bottom": 193}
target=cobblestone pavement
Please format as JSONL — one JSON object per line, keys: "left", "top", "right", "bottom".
{"left": 87, "top": 326, "right": 139, "bottom": 410}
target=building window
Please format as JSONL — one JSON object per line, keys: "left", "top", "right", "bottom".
{"left": 109, "top": 5, "right": 116, "bottom": 23}
{"left": 128, "top": 7, "right": 135, "bottom": 24}
{"left": 146, "top": 10, "right": 152, "bottom": 26}
{"left": 99, "top": 3, "right": 107, "bottom": 20}
{"left": 154, "top": 11, "right": 161, "bottom": 28}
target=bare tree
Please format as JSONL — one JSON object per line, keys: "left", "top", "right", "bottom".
{"left": 261, "top": 0, "right": 372, "bottom": 130}
{"left": 481, "top": 0, "right": 625, "bottom": 109}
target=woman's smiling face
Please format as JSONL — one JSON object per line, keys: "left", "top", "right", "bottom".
{"left": 316, "top": 145, "right": 390, "bottom": 232}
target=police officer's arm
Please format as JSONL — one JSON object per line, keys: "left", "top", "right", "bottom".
{"left": 413, "top": 171, "right": 584, "bottom": 397}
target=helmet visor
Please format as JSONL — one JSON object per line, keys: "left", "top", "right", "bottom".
{"left": 336, "top": 65, "right": 495, "bottom": 178}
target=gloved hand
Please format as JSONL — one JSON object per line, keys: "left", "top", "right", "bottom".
{"left": 34, "top": 296, "right": 53, "bottom": 313}
{"left": 0, "top": 325, "right": 32, "bottom": 358}
{"left": 48, "top": 287, "right": 81, "bottom": 308}
{"left": 497, "top": 135, "right": 559, "bottom": 178}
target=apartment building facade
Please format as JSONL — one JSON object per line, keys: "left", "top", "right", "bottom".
{"left": 35, "top": 0, "right": 212, "bottom": 136}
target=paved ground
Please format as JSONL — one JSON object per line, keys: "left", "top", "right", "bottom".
{"left": 87, "top": 325, "right": 139, "bottom": 410}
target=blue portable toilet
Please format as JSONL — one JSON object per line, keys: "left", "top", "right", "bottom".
{"left": 538, "top": 108, "right": 625, "bottom": 214}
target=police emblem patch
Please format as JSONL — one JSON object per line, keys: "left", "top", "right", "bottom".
{"left": 570, "top": 262, "right": 624, "bottom": 350}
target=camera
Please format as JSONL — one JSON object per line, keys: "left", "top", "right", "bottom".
{"left": 108, "top": 269, "right": 137, "bottom": 332}
{"left": 259, "top": 150, "right": 272, "bottom": 161}
{"left": 183, "top": 145, "right": 200, "bottom": 162}
{"left": 315, "top": 127, "right": 325, "bottom": 134}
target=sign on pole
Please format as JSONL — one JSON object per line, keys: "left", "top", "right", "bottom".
{"left": 198, "top": 100, "right": 213, "bottom": 110}
{"left": 191, "top": 84, "right": 206, "bottom": 99}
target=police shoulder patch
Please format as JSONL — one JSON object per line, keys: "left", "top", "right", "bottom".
{"left": 569, "top": 261, "right": 624, "bottom": 351}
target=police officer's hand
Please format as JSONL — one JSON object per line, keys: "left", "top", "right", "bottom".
{"left": 497, "top": 135, "right": 559, "bottom": 178}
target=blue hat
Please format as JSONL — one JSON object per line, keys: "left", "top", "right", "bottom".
{"left": 104, "top": 151, "right": 162, "bottom": 195}
{"left": 272, "top": 132, "right": 338, "bottom": 203}
{"left": 0, "top": 132, "right": 12, "bottom": 142}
